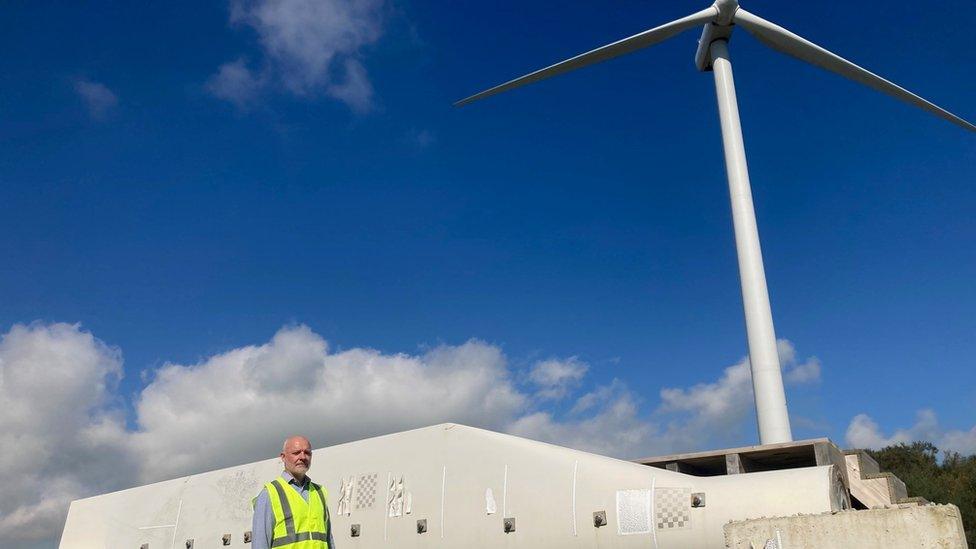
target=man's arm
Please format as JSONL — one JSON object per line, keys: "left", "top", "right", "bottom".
{"left": 251, "top": 488, "right": 273, "bottom": 549}
{"left": 326, "top": 504, "right": 335, "bottom": 548}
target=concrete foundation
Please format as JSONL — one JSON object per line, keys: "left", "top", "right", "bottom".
{"left": 723, "top": 504, "right": 968, "bottom": 549}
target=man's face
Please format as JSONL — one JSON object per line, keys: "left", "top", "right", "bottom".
{"left": 281, "top": 437, "right": 312, "bottom": 478}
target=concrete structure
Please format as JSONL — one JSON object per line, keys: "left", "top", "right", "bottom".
{"left": 61, "top": 424, "right": 848, "bottom": 548}
{"left": 634, "top": 437, "right": 930, "bottom": 510}
{"left": 843, "top": 449, "right": 929, "bottom": 509}
{"left": 635, "top": 438, "right": 847, "bottom": 485}
{"left": 724, "top": 504, "right": 969, "bottom": 548}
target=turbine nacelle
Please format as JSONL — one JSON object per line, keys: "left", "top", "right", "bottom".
{"left": 694, "top": 23, "right": 734, "bottom": 72}
{"left": 694, "top": 0, "right": 739, "bottom": 72}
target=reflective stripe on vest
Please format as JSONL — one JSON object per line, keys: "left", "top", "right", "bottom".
{"left": 271, "top": 532, "right": 329, "bottom": 548}
{"left": 265, "top": 478, "right": 330, "bottom": 549}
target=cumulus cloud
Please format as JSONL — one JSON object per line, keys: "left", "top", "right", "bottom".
{"left": 652, "top": 339, "right": 821, "bottom": 451}
{"left": 209, "top": 0, "right": 384, "bottom": 110}
{"left": 509, "top": 385, "right": 653, "bottom": 457}
{"left": 846, "top": 410, "right": 976, "bottom": 455}
{"left": 1, "top": 323, "right": 825, "bottom": 547}
{"left": 73, "top": 79, "right": 117, "bottom": 119}
{"left": 0, "top": 323, "right": 129, "bottom": 545}
{"left": 0, "top": 323, "right": 533, "bottom": 546}
{"left": 528, "top": 356, "right": 588, "bottom": 400}
{"left": 128, "top": 326, "right": 527, "bottom": 482}
{"left": 511, "top": 341, "right": 823, "bottom": 459}
{"left": 779, "top": 339, "right": 821, "bottom": 384}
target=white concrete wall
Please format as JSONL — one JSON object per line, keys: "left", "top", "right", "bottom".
{"left": 61, "top": 423, "right": 842, "bottom": 548}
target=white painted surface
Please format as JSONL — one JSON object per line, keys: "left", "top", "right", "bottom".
{"left": 710, "top": 38, "right": 792, "bottom": 444}
{"left": 61, "top": 424, "right": 841, "bottom": 548}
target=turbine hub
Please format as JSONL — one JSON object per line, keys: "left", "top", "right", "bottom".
{"left": 712, "top": 0, "right": 739, "bottom": 26}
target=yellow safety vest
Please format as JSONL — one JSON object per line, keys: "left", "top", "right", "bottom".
{"left": 265, "top": 478, "right": 331, "bottom": 549}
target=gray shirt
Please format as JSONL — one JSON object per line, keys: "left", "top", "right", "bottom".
{"left": 252, "top": 471, "right": 335, "bottom": 549}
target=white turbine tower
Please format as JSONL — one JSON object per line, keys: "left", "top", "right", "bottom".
{"left": 456, "top": 0, "right": 975, "bottom": 445}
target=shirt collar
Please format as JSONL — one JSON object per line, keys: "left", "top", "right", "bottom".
{"left": 281, "top": 471, "right": 311, "bottom": 487}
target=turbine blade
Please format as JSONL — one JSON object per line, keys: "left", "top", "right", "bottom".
{"left": 455, "top": 7, "right": 716, "bottom": 107}
{"left": 733, "top": 9, "right": 976, "bottom": 132}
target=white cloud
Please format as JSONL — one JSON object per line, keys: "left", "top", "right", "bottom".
{"left": 784, "top": 357, "right": 821, "bottom": 384}
{"left": 324, "top": 58, "right": 374, "bottom": 112}
{"left": 653, "top": 339, "right": 821, "bottom": 451}
{"left": 845, "top": 409, "right": 976, "bottom": 455}
{"left": 0, "top": 323, "right": 825, "bottom": 547}
{"left": 0, "top": 323, "right": 129, "bottom": 545}
{"left": 513, "top": 341, "right": 823, "bottom": 459}
{"left": 1, "top": 323, "right": 531, "bottom": 546}
{"left": 941, "top": 428, "right": 976, "bottom": 456}
{"left": 128, "top": 326, "right": 527, "bottom": 482}
{"left": 781, "top": 340, "right": 821, "bottom": 384}
{"left": 209, "top": 0, "right": 384, "bottom": 110}
{"left": 529, "top": 356, "right": 588, "bottom": 400}
{"left": 653, "top": 354, "right": 757, "bottom": 453}
{"left": 658, "top": 352, "right": 754, "bottom": 418}
{"left": 74, "top": 79, "right": 117, "bottom": 119}
{"left": 205, "top": 58, "right": 266, "bottom": 108}
{"left": 846, "top": 414, "right": 897, "bottom": 449}
{"left": 508, "top": 384, "right": 653, "bottom": 458}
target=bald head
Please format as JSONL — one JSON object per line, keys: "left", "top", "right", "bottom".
{"left": 280, "top": 435, "right": 312, "bottom": 481}
{"left": 282, "top": 435, "right": 310, "bottom": 453}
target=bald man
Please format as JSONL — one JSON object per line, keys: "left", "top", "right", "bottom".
{"left": 252, "top": 436, "right": 335, "bottom": 549}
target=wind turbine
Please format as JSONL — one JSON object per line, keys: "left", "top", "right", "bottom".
{"left": 456, "top": 0, "right": 975, "bottom": 445}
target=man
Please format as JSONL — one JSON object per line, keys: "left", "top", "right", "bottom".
{"left": 252, "top": 436, "right": 335, "bottom": 549}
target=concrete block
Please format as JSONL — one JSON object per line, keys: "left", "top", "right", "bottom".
{"left": 724, "top": 504, "right": 968, "bottom": 549}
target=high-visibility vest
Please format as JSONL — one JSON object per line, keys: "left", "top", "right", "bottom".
{"left": 264, "top": 478, "right": 331, "bottom": 549}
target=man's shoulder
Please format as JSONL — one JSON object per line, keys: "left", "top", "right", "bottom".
{"left": 252, "top": 485, "right": 271, "bottom": 513}
{"left": 255, "top": 478, "right": 284, "bottom": 499}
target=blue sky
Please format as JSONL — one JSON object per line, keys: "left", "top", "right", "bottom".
{"left": 1, "top": 0, "right": 974, "bottom": 544}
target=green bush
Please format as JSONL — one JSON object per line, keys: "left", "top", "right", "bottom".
{"left": 868, "top": 442, "right": 975, "bottom": 546}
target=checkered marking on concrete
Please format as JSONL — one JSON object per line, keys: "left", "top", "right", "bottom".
{"left": 655, "top": 487, "right": 690, "bottom": 530}
{"left": 356, "top": 473, "right": 378, "bottom": 509}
